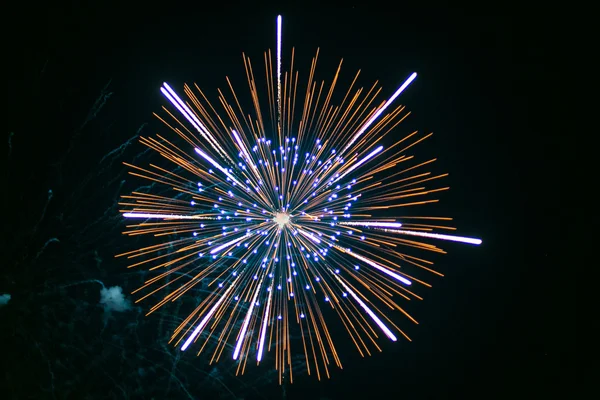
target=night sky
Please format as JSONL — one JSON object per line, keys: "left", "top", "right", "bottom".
{"left": 4, "top": 4, "right": 566, "bottom": 399}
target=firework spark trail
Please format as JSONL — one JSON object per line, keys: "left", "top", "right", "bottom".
{"left": 181, "top": 275, "right": 240, "bottom": 351}
{"left": 340, "top": 221, "right": 403, "bottom": 228}
{"left": 277, "top": 15, "right": 283, "bottom": 130}
{"left": 377, "top": 228, "right": 483, "bottom": 245}
{"left": 123, "top": 213, "right": 215, "bottom": 220}
{"left": 256, "top": 282, "right": 273, "bottom": 362}
{"left": 118, "top": 15, "right": 481, "bottom": 382}
{"left": 341, "top": 72, "right": 418, "bottom": 155}
{"left": 333, "top": 145, "right": 383, "bottom": 184}
{"left": 161, "top": 83, "right": 231, "bottom": 163}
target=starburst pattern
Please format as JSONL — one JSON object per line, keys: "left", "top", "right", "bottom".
{"left": 118, "top": 15, "right": 481, "bottom": 382}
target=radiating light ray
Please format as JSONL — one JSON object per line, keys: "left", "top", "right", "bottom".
{"left": 334, "top": 145, "right": 383, "bottom": 183}
{"left": 210, "top": 232, "right": 251, "bottom": 254}
{"left": 340, "top": 221, "right": 403, "bottom": 228}
{"left": 232, "top": 129, "right": 257, "bottom": 170}
{"left": 194, "top": 147, "right": 245, "bottom": 187}
{"left": 379, "top": 229, "right": 482, "bottom": 245}
{"left": 333, "top": 273, "right": 397, "bottom": 341}
{"left": 337, "top": 246, "right": 412, "bottom": 286}
{"left": 233, "top": 277, "right": 264, "bottom": 360}
{"left": 276, "top": 15, "right": 283, "bottom": 128}
{"left": 297, "top": 228, "right": 322, "bottom": 244}
{"left": 119, "top": 15, "right": 481, "bottom": 383}
{"left": 343, "top": 72, "right": 417, "bottom": 154}
{"left": 161, "top": 83, "right": 230, "bottom": 161}
{"left": 123, "top": 212, "right": 214, "bottom": 220}
{"left": 257, "top": 286, "right": 273, "bottom": 362}
{"left": 181, "top": 276, "right": 239, "bottom": 351}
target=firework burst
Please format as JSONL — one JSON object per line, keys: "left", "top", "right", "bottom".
{"left": 118, "top": 15, "right": 481, "bottom": 382}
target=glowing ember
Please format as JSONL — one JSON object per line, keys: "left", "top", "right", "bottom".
{"left": 273, "top": 212, "right": 290, "bottom": 229}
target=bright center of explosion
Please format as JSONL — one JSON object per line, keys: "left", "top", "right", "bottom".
{"left": 273, "top": 212, "right": 291, "bottom": 229}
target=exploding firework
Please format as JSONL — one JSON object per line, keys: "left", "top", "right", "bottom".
{"left": 118, "top": 15, "right": 481, "bottom": 382}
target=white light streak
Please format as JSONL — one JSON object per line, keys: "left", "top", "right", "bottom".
{"left": 181, "top": 277, "right": 239, "bottom": 351}
{"left": 233, "top": 278, "right": 263, "bottom": 360}
{"left": 257, "top": 288, "right": 273, "bottom": 362}
{"left": 232, "top": 130, "right": 257, "bottom": 170}
{"left": 161, "top": 83, "right": 229, "bottom": 161}
{"left": 334, "top": 274, "right": 397, "bottom": 341}
{"left": 343, "top": 72, "right": 417, "bottom": 153}
{"left": 298, "top": 228, "right": 321, "bottom": 244}
{"left": 381, "top": 229, "right": 482, "bottom": 245}
{"left": 195, "top": 147, "right": 245, "bottom": 187}
{"left": 210, "top": 233, "right": 250, "bottom": 254}
{"left": 341, "top": 221, "right": 403, "bottom": 228}
{"left": 123, "top": 213, "right": 212, "bottom": 220}
{"left": 335, "top": 145, "right": 383, "bottom": 183}
{"left": 341, "top": 247, "right": 412, "bottom": 285}
{"left": 276, "top": 15, "right": 282, "bottom": 127}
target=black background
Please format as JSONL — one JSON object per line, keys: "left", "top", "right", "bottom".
{"left": 4, "top": 3, "right": 566, "bottom": 399}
